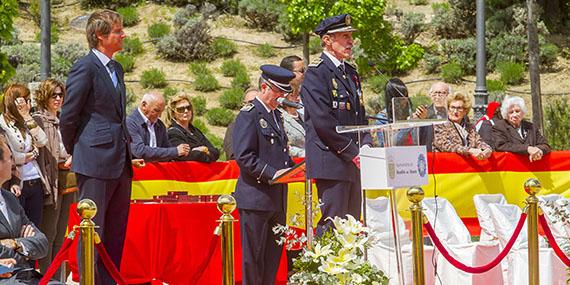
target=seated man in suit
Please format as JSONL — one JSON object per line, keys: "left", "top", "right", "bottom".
{"left": 127, "top": 92, "right": 190, "bottom": 162}
{"left": 0, "top": 131, "right": 50, "bottom": 284}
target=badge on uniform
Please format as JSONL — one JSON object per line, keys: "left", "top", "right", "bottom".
{"left": 332, "top": 101, "right": 338, "bottom": 109}
{"left": 259, "top": 118, "right": 268, "bottom": 128}
{"left": 332, "top": 79, "right": 338, "bottom": 90}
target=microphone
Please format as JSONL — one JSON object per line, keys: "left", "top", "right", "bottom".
{"left": 277, "top": 98, "right": 303, "bottom": 109}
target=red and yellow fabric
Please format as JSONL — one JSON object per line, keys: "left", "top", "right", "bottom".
{"left": 131, "top": 152, "right": 570, "bottom": 234}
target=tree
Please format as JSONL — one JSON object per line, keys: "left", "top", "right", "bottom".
{"left": 0, "top": 0, "right": 18, "bottom": 85}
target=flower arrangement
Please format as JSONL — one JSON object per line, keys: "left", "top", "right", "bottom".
{"left": 274, "top": 215, "right": 389, "bottom": 285}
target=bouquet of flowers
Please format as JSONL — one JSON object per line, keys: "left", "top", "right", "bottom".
{"left": 274, "top": 215, "right": 388, "bottom": 285}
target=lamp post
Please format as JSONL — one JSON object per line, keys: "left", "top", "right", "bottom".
{"left": 473, "top": 0, "right": 488, "bottom": 120}
{"left": 40, "top": 0, "right": 51, "bottom": 79}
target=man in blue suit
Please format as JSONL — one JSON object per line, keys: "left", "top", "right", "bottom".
{"left": 233, "top": 65, "right": 295, "bottom": 285}
{"left": 127, "top": 92, "right": 189, "bottom": 162}
{"left": 301, "top": 14, "right": 372, "bottom": 236}
{"left": 59, "top": 10, "right": 132, "bottom": 285}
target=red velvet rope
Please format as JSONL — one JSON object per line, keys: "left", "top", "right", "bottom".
{"left": 94, "top": 242, "right": 128, "bottom": 285}
{"left": 39, "top": 230, "right": 77, "bottom": 285}
{"left": 538, "top": 214, "right": 570, "bottom": 267}
{"left": 190, "top": 234, "right": 221, "bottom": 285}
{"left": 424, "top": 213, "right": 528, "bottom": 274}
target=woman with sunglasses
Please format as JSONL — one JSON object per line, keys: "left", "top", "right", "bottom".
{"left": 0, "top": 84, "right": 48, "bottom": 227}
{"left": 32, "top": 79, "right": 74, "bottom": 274}
{"left": 166, "top": 94, "right": 220, "bottom": 162}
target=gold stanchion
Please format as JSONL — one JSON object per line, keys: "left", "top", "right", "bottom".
{"left": 77, "top": 199, "right": 98, "bottom": 285}
{"left": 524, "top": 178, "right": 541, "bottom": 285}
{"left": 407, "top": 187, "right": 425, "bottom": 285}
{"left": 217, "top": 195, "right": 237, "bottom": 285}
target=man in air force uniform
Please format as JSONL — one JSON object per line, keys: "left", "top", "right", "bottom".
{"left": 233, "top": 65, "right": 296, "bottom": 285}
{"left": 301, "top": 14, "right": 372, "bottom": 236}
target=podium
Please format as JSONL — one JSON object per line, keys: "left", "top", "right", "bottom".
{"left": 337, "top": 104, "right": 446, "bottom": 285}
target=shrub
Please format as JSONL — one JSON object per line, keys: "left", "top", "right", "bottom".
{"left": 423, "top": 52, "right": 441, "bottom": 74}
{"left": 400, "top": 12, "right": 425, "bottom": 44}
{"left": 540, "top": 43, "right": 559, "bottom": 69}
{"left": 439, "top": 38, "right": 476, "bottom": 74}
{"left": 487, "top": 34, "right": 526, "bottom": 70}
{"left": 191, "top": 95, "right": 207, "bottom": 116}
{"left": 1, "top": 43, "right": 41, "bottom": 66}
{"left": 366, "top": 95, "right": 384, "bottom": 114}
{"left": 440, "top": 62, "right": 463, "bottom": 83}
{"left": 51, "top": 56, "right": 72, "bottom": 77}
{"left": 486, "top": 79, "right": 505, "bottom": 92}
{"left": 212, "top": 37, "right": 237, "bottom": 58}
{"left": 205, "top": 107, "right": 235, "bottom": 127}
{"left": 125, "top": 87, "right": 137, "bottom": 113}
{"left": 34, "top": 25, "right": 59, "bottom": 44}
{"left": 194, "top": 74, "right": 220, "bottom": 92}
{"left": 147, "top": 22, "right": 171, "bottom": 41}
{"left": 141, "top": 68, "right": 167, "bottom": 88}
{"left": 309, "top": 36, "right": 322, "bottom": 55}
{"left": 172, "top": 4, "right": 198, "bottom": 27}
{"left": 157, "top": 18, "right": 214, "bottom": 61}
{"left": 163, "top": 86, "right": 178, "bottom": 99}
{"left": 409, "top": 0, "right": 428, "bottom": 5}
{"left": 188, "top": 61, "right": 210, "bottom": 75}
{"left": 255, "top": 43, "right": 276, "bottom": 58}
{"left": 220, "top": 59, "right": 246, "bottom": 77}
{"left": 117, "top": 7, "right": 139, "bottom": 27}
{"left": 496, "top": 61, "right": 524, "bottom": 85}
{"left": 544, "top": 98, "right": 570, "bottom": 150}
{"left": 238, "top": 0, "right": 283, "bottom": 31}
{"left": 11, "top": 63, "right": 40, "bottom": 84}
{"left": 123, "top": 37, "right": 144, "bottom": 56}
{"left": 410, "top": 93, "right": 431, "bottom": 109}
{"left": 395, "top": 43, "right": 425, "bottom": 73}
{"left": 53, "top": 42, "right": 86, "bottom": 65}
{"left": 231, "top": 70, "right": 251, "bottom": 90}
{"left": 367, "top": 74, "right": 390, "bottom": 95}
{"left": 193, "top": 118, "right": 209, "bottom": 134}
{"left": 219, "top": 87, "right": 244, "bottom": 110}
{"left": 79, "top": 0, "right": 139, "bottom": 9}
{"left": 206, "top": 133, "right": 224, "bottom": 158}
{"left": 114, "top": 53, "right": 135, "bottom": 73}
{"left": 431, "top": 3, "right": 456, "bottom": 39}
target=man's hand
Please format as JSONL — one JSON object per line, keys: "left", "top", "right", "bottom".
{"left": 0, "top": 258, "right": 16, "bottom": 278}
{"left": 132, "top": 159, "right": 145, "bottom": 168}
{"left": 20, "top": 224, "right": 35, "bottom": 238}
{"left": 412, "top": 105, "right": 429, "bottom": 119}
{"left": 177, "top": 144, "right": 190, "bottom": 157}
{"left": 9, "top": 185, "right": 20, "bottom": 197}
{"left": 528, "top": 146, "right": 543, "bottom": 162}
{"left": 352, "top": 155, "right": 361, "bottom": 169}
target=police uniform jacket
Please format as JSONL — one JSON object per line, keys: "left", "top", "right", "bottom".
{"left": 233, "top": 98, "right": 294, "bottom": 212}
{"left": 302, "top": 53, "right": 371, "bottom": 181}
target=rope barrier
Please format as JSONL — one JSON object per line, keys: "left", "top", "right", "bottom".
{"left": 94, "top": 242, "right": 128, "bottom": 285}
{"left": 189, "top": 234, "right": 221, "bottom": 285}
{"left": 537, "top": 214, "right": 570, "bottom": 267}
{"left": 424, "top": 213, "right": 528, "bottom": 274}
{"left": 39, "top": 229, "right": 78, "bottom": 285}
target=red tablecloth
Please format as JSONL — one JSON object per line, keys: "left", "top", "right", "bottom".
{"left": 69, "top": 202, "right": 288, "bottom": 284}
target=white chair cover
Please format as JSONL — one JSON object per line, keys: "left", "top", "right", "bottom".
{"left": 473, "top": 194, "right": 507, "bottom": 242}
{"left": 422, "top": 197, "right": 471, "bottom": 244}
{"left": 368, "top": 243, "right": 436, "bottom": 285}
{"left": 366, "top": 197, "right": 410, "bottom": 245}
{"left": 488, "top": 203, "right": 528, "bottom": 249}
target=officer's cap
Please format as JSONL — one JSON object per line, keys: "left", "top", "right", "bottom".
{"left": 260, "top": 64, "right": 295, "bottom": 93}
{"left": 314, "top": 14, "right": 356, "bottom": 37}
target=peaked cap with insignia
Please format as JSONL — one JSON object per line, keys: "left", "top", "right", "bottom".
{"left": 314, "top": 14, "right": 357, "bottom": 37}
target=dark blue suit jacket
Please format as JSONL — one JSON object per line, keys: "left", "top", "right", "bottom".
{"left": 60, "top": 51, "right": 132, "bottom": 179}
{"left": 126, "top": 109, "right": 178, "bottom": 162}
{"left": 232, "top": 99, "right": 294, "bottom": 212}
{"left": 301, "top": 53, "right": 372, "bottom": 181}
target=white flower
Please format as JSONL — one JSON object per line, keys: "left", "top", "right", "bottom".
{"left": 306, "top": 243, "right": 333, "bottom": 260}
{"left": 351, "top": 273, "right": 364, "bottom": 284}
{"left": 318, "top": 259, "right": 348, "bottom": 275}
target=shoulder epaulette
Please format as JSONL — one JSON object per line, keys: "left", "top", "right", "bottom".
{"left": 240, "top": 103, "right": 254, "bottom": 112}
{"left": 345, "top": 61, "right": 357, "bottom": 69}
{"left": 308, "top": 58, "right": 323, "bottom": 68}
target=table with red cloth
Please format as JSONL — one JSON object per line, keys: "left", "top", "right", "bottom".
{"left": 68, "top": 202, "right": 289, "bottom": 284}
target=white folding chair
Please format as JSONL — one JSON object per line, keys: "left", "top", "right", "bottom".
{"left": 473, "top": 194, "right": 507, "bottom": 242}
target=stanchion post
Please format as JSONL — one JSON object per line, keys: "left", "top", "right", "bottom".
{"left": 305, "top": 178, "right": 313, "bottom": 249}
{"left": 77, "top": 199, "right": 97, "bottom": 285}
{"left": 217, "top": 195, "right": 237, "bottom": 285}
{"left": 407, "top": 187, "right": 425, "bottom": 285}
{"left": 524, "top": 178, "right": 541, "bottom": 285}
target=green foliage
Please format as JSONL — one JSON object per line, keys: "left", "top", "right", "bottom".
{"left": 192, "top": 118, "right": 209, "bottom": 133}
{"left": 367, "top": 74, "right": 390, "bottom": 95}
{"left": 423, "top": 52, "right": 441, "bottom": 74}
{"left": 487, "top": 33, "right": 526, "bottom": 70}
{"left": 544, "top": 98, "right": 570, "bottom": 150}
{"left": 205, "top": 133, "right": 224, "bottom": 159}
{"left": 1, "top": 43, "right": 40, "bottom": 66}
{"left": 188, "top": 61, "right": 210, "bottom": 76}
{"left": 365, "top": 95, "right": 384, "bottom": 114}
{"left": 410, "top": 93, "right": 431, "bottom": 109}
{"left": 147, "top": 22, "right": 171, "bottom": 41}
{"left": 220, "top": 59, "right": 247, "bottom": 77}
{"left": 486, "top": 79, "right": 505, "bottom": 92}
{"left": 34, "top": 25, "right": 59, "bottom": 43}
{"left": 212, "top": 38, "right": 238, "bottom": 58}
{"left": 308, "top": 36, "right": 322, "bottom": 55}
{"left": 238, "top": 0, "right": 284, "bottom": 31}
{"left": 231, "top": 70, "right": 251, "bottom": 90}
{"left": 0, "top": 0, "right": 18, "bottom": 84}
{"left": 11, "top": 63, "right": 40, "bottom": 83}
{"left": 51, "top": 56, "right": 73, "bottom": 77}
{"left": 400, "top": 12, "right": 425, "bottom": 44}
{"left": 191, "top": 95, "right": 207, "bottom": 116}
{"left": 440, "top": 62, "right": 463, "bottom": 83}
{"left": 162, "top": 86, "right": 178, "bottom": 99}
{"left": 53, "top": 42, "right": 86, "bottom": 64}
{"left": 431, "top": 2, "right": 456, "bottom": 39}
{"left": 123, "top": 37, "right": 144, "bottom": 56}
{"left": 194, "top": 74, "right": 220, "bottom": 92}
{"left": 157, "top": 18, "right": 214, "bottom": 61}
{"left": 254, "top": 43, "right": 276, "bottom": 58}
{"left": 117, "top": 7, "right": 139, "bottom": 27}
{"left": 219, "top": 87, "right": 244, "bottom": 110}
{"left": 205, "top": 107, "right": 235, "bottom": 127}
{"left": 439, "top": 38, "right": 476, "bottom": 74}
{"left": 496, "top": 61, "right": 525, "bottom": 85}
{"left": 140, "top": 68, "right": 167, "bottom": 88}
{"left": 395, "top": 43, "right": 425, "bottom": 73}
{"left": 540, "top": 43, "right": 559, "bottom": 69}
{"left": 79, "top": 0, "right": 140, "bottom": 9}
{"left": 114, "top": 53, "right": 135, "bottom": 73}
{"left": 125, "top": 87, "right": 137, "bottom": 114}
{"left": 172, "top": 4, "right": 198, "bottom": 27}
{"left": 409, "top": 0, "right": 427, "bottom": 5}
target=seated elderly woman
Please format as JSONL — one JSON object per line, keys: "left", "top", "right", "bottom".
{"left": 166, "top": 94, "right": 220, "bottom": 162}
{"left": 491, "top": 96, "right": 550, "bottom": 162}
{"left": 433, "top": 92, "right": 492, "bottom": 160}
